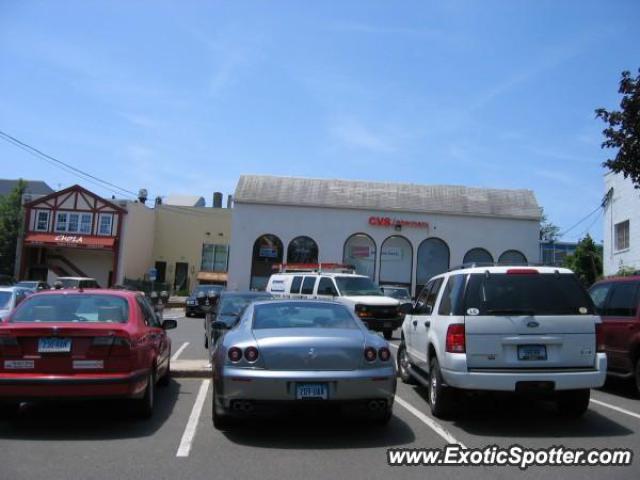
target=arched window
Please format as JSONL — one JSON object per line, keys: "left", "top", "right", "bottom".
{"left": 498, "top": 250, "right": 528, "bottom": 265}
{"left": 343, "top": 233, "right": 376, "bottom": 280}
{"left": 416, "top": 238, "right": 450, "bottom": 294}
{"left": 250, "top": 234, "right": 283, "bottom": 290}
{"left": 287, "top": 236, "right": 318, "bottom": 264}
{"left": 379, "top": 235, "right": 413, "bottom": 289}
{"left": 463, "top": 248, "right": 494, "bottom": 265}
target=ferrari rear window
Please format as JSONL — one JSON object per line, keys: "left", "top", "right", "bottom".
{"left": 253, "top": 302, "right": 358, "bottom": 330}
{"left": 11, "top": 294, "right": 129, "bottom": 323}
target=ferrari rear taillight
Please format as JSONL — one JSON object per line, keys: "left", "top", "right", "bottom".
{"left": 244, "top": 346, "right": 259, "bottom": 363}
{"left": 445, "top": 324, "right": 466, "bottom": 353}
{"left": 364, "top": 346, "right": 377, "bottom": 362}
{"left": 0, "top": 336, "right": 20, "bottom": 356}
{"left": 228, "top": 347, "right": 242, "bottom": 362}
{"left": 595, "top": 323, "right": 605, "bottom": 353}
{"left": 378, "top": 347, "right": 391, "bottom": 362}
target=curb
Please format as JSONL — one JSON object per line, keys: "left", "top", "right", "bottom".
{"left": 171, "top": 360, "right": 211, "bottom": 379}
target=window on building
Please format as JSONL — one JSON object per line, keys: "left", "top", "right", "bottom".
{"left": 250, "top": 234, "right": 283, "bottom": 290}
{"left": 379, "top": 235, "right": 413, "bottom": 291}
{"left": 98, "top": 214, "right": 113, "bottom": 236}
{"left": 68, "top": 213, "right": 79, "bottom": 233}
{"left": 463, "top": 248, "right": 494, "bottom": 265}
{"left": 615, "top": 220, "right": 630, "bottom": 251}
{"left": 55, "top": 212, "right": 69, "bottom": 232}
{"left": 287, "top": 236, "right": 319, "bottom": 264}
{"left": 498, "top": 250, "right": 527, "bottom": 265}
{"left": 35, "top": 210, "right": 49, "bottom": 232}
{"left": 201, "top": 244, "right": 229, "bottom": 272}
{"left": 79, "top": 213, "right": 92, "bottom": 234}
{"left": 416, "top": 238, "right": 449, "bottom": 295}
{"left": 343, "top": 234, "right": 376, "bottom": 280}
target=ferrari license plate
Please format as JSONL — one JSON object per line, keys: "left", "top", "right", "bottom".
{"left": 38, "top": 337, "right": 72, "bottom": 353}
{"left": 518, "top": 344, "right": 547, "bottom": 361}
{"left": 296, "top": 383, "right": 328, "bottom": 400}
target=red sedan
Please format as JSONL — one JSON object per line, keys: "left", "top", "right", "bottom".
{"left": 0, "top": 289, "right": 175, "bottom": 418}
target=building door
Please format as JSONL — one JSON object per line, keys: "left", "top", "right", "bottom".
{"left": 155, "top": 261, "right": 167, "bottom": 283}
{"left": 174, "top": 262, "right": 189, "bottom": 292}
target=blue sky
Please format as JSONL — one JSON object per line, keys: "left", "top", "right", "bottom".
{"left": 1, "top": 1, "right": 638, "bottom": 242}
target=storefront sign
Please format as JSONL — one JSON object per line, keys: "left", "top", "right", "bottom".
{"left": 349, "top": 245, "right": 372, "bottom": 259}
{"left": 369, "top": 216, "right": 429, "bottom": 229}
{"left": 259, "top": 246, "right": 278, "bottom": 258}
{"left": 24, "top": 233, "right": 115, "bottom": 250}
{"left": 54, "top": 235, "right": 84, "bottom": 244}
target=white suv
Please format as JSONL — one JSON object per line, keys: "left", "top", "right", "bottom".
{"left": 266, "top": 272, "right": 402, "bottom": 339}
{"left": 397, "top": 265, "right": 606, "bottom": 418}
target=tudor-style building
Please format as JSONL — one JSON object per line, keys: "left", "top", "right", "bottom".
{"left": 19, "top": 185, "right": 127, "bottom": 287}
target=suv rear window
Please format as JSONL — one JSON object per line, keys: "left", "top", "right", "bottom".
{"left": 11, "top": 294, "right": 129, "bottom": 323}
{"left": 464, "top": 273, "right": 594, "bottom": 316}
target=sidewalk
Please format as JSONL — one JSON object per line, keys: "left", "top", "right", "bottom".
{"left": 172, "top": 359, "right": 211, "bottom": 378}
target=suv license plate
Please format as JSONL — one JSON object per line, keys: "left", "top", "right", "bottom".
{"left": 518, "top": 344, "right": 547, "bottom": 361}
{"left": 38, "top": 337, "right": 72, "bottom": 353}
{"left": 296, "top": 383, "right": 328, "bottom": 400}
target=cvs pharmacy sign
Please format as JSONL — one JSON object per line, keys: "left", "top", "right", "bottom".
{"left": 368, "top": 216, "right": 429, "bottom": 229}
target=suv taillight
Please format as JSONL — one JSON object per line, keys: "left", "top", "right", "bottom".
{"left": 595, "top": 323, "right": 605, "bottom": 353}
{"left": 445, "top": 324, "right": 465, "bottom": 353}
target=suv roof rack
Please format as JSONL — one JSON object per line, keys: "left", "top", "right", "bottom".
{"left": 448, "top": 262, "right": 546, "bottom": 272}
{"left": 271, "top": 263, "right": 356, "bottom": 274}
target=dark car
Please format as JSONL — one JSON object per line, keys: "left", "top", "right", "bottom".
{"left": 16, "top": 280, "right": 51, "bottom": 292}
{"left": 185, "top": 284, "right": 225, "bottom": 317}
{"left": 589, "top": 275, "right": 640, "bottom": 394}
{"left": 205, "top": 291, "right": 273, "bottom": 360}
{"left": 381, "top": 285, "right": 412, "bottom": 305}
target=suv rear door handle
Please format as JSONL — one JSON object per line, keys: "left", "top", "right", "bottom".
{"left": 412, "top": 320, "right": 418, "bottom": 327}
{"left": 424, "top": 321, "right": 431, "bottom": 328}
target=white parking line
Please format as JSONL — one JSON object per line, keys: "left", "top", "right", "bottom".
{"left": 590, "top": 398, "right": 640, "bottom": 421}
{"left": 388, "top": 343, "right": 399, "bottom": 350}
{"left": 171, "top": 342, "right": 189, "bottom": 362}
{"left": 176, "top": 379, "right": 211, "bottom": 457}
{"left": 395, "top": 396, "right": 466, "bottom": 447}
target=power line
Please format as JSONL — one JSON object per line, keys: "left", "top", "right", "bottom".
{"left": 558, "top": 204, "right": 603, "bottom": 239}
{"left": 0, "top": 129, "right": 138, "bottom": 199}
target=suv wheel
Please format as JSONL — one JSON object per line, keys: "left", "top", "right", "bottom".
{"left": 397, "top": 342, "right": 416, "bottom": 385}
{"left": 383, "top": 329, "right": 393, "bottom": 340}
{"left": 428, "top": 358, "right": 454, "bottom": 418}
{"left": 557, "top": 389, "right": 590, "bottom": 418}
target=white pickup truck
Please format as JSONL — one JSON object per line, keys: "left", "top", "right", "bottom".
{"left": 397, "top": 266, "right": 606, "bottom": 418}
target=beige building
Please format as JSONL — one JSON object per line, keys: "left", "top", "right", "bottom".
{"left": 152, "top": 205, "right": 231, "bottom": 293}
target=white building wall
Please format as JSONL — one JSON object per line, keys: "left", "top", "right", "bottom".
{"left": 603, "top": 173, "right": 640, "bottom": 275}
{"left": 116, "top": 202, "right": 156, "bottom": 283}
{"left": 228, "top": 203, "right": 540, "bottom": 292}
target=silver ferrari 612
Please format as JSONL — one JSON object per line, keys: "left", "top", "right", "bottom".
{"left": 211, "top": 300, "right": 397, "bottom": 429}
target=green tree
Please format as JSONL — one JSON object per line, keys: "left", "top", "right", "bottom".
{"left": 539, "top": 208, "right": 560, "bottom": 242}
{"left": 0, "top": 180, "right": 27, "bottom": 276}
{"left": 596, "top": 68, "right": 640, "bottom": 188}
{"left": 563, "top": 234, "right": 603, "bottom": 286}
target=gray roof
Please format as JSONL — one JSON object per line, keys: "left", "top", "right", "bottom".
{"left": 234, "top": 175, "right": 541, "bottom": 220}
{"left": 164, "top": 195, "right": 206, "bottom": 207}
{"left": 0, "top": 179, "right": 54, "bottom": 197}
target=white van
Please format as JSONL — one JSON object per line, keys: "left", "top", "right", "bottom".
{"left": 266, "top": 272, "right": 402, "bottom": 339}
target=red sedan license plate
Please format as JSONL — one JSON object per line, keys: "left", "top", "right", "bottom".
{"left": 38, "top": 337, "right": 72, "bottom": 353}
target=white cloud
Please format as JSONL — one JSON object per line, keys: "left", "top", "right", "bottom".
{"left": 329, "top": 118, "right": 395, "bottom": 153}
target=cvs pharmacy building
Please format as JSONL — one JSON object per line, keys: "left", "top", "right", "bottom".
{"left": 228, "top": 175, "right": 541, "bottom": 295}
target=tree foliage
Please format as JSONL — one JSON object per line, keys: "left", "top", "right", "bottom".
{"left": 563, "top": 234, "right": 603, "bottom": 287}
{"left": 0, "top": 180, "right": 27, "bottom": 276}
{"left": 596, "top": 69, "right": 640, "bottom": 188}
{"left": 539, "top": 208, "right": 560, "bottom": 242}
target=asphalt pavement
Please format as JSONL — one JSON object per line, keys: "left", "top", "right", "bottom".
{"left": 1, "top": 315, "right": 639, "bottom": 480}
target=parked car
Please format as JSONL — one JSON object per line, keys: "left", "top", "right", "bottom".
{"left": 0, "top": 287, "right": 32, "bottom": 321}
{"left": 16, "top": 280, "right": 51, "bottom": 292}
{"left": 589, "top": 275, "right": 640, "bottom": 394}
{"left": 205, "top": 291, "right": 273, "bottom": 359}
{"left": 397, "top": 265, "right": 606, "bottom": 418}
{"left": 0, "top": 289, "right": 176, "bottom": 418}
{"left": 381, "top": 285, "right": 412, "bottom": 305}
{"left": 56, "top": 277, "right": 100, "bottom": 289}
{"left": 266, "top": 272, "right": 402, "bottom": 339}
{"left": 185, "top": 284, "right": 225, "bottom": 317}
{"left": 211, "top": 299, "right": 396, "bottom": 429}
